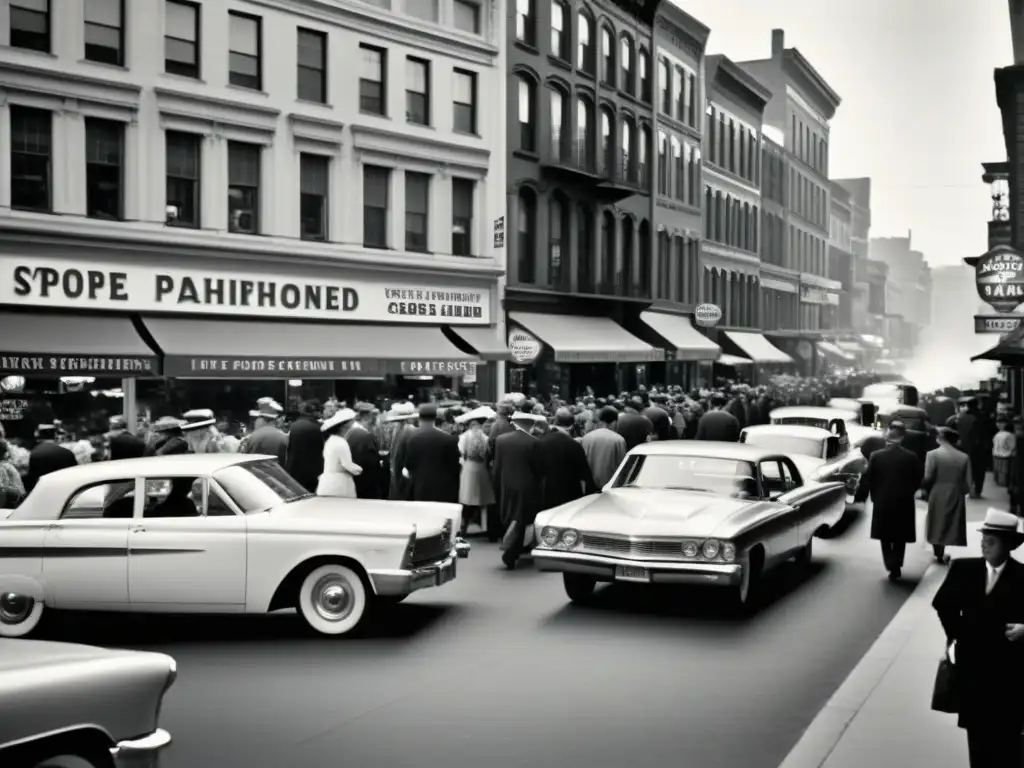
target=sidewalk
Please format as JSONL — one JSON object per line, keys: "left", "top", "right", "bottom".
{"left": 778, "top": 476, "right": 1013, "bottom": 768}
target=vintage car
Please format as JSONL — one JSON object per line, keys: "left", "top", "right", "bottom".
{"left": 861, "top": 381, "right": 919, "bottom": 407}
{"left": 0, "top": 454, "right": 470, "bottom": 639}
{"left": 769, "top": 406, "right": 860, "bottom": 433}
{"left": 531, "top": 442, "right": 846, "bottom": 608}
{"left": 0, "top": 639, "right": 175, "bottom": 767}
{"left": 874, "top": 402, "right": 936, "bottom": 462}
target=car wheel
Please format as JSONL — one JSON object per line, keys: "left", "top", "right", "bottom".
{"left": 794, "top": 537, "right": 814, "bottom": 568}
{"left": 0, "top": 591, "right": 44, "bottom": 638}
{"left": 35, "top": 756, "right": 109, "bottom": 768}
{"left": 563, "top": 573, "right": 596, "bottom": 603}
{"left": 296, "top": 564, "right": 367, "bottom": 636}
{"left": 732, "top": 552, "right": 762, "bottom": 611}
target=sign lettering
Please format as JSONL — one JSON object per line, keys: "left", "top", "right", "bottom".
{"left": 974, "top": 315, "right": 1022, "bottom": 333}
{"left": 0, "top": 355, "right": 156, "bottom": 375}
{"left": 0, "top": 398, "right": 28, "bottom": 421}
{"left": 493, "top": 217, "right": 505, "bottom": 249}
{"left": 163, "top": 357, "right": 477, "bottom": 379}
{"left": 975, "top": 246, "right": 1024, "bottom": 313}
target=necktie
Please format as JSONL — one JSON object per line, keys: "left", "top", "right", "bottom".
{"left": 987, "top": 567, "right": 998, "bottom": 594}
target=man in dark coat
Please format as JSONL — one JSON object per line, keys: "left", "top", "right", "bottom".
{"left": 932, "top": 509, "right": 1024, "bottom": 766}
{"left": 493, "top": 411, "right": 545, "bottom": 570}
{"left": 643, "top": 403, "right": 674, "bottom": 442}
{"left": 539, "top": 408, "right": 597, "bottom": 510}
{"left": 285, "top": 400, "right": 324, "bottom": 492}
{"left": 144, "top": 416, "right": 190, "bottom": 457}
{"left": 724, "top": 389, "right": 747, "bottom": 429}
{"left": 853, "top": 421, "right": 923, "bottom": 580}
{"left": 951, "top": 398, "right": 986, "bottom": 498}
{"left": 695, "top": 395, "right": 741, "bottom": 442}
{"left": 345, "top": 402, "right": 383, "bottom": 499}
{"left": 242, "top": 402, "right": 288, "bottom": 464}
{"left": 105, "top": 416, "right": 145, "bottom": 461}
{"left": 25, "top": 423, "right": 77, "bottom": 493}
{"left": 404, "top": 403, "right": 460, "bottom": 503}
{"left": 617, "top": 397, "right": 653, "bottom": 452}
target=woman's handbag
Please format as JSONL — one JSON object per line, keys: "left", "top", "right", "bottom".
{"left": 931, "top": 654, "right": 958, "bottom": 713}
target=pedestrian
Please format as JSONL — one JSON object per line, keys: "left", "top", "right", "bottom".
{"left": 403, "top": 403, "right": 460, "bottom": 504}
{"left": 581, "top": 405, "right": 627, "bottom": 489}
{"left": 285, "top": 400, "right": 324, "bottom": 493}
{"left": 105, "top": 415, "right": 145, "bottom": 461}
{"left": 180, "top": 409, "right": 226, "bottom": 453}
{"left": 922, "top": 427, "right": 970, "bottom": 564}
{"left": 456, "top": 406, "right": 496, "bottom": 535}
{"left": 317, "top": 408, "right": 361, "bottom": 498}
{"left": 24, "top": 423, "right": 77, "bottom": 494}
{"left": 853, "top": 420, "right": 923, "bottom": 581}
{"left": 991, "top": 417, "right": 1015, "bottom": 487}
{"left": 493, "top": 411, "right": 545, "bottom": 570}
{"left": 952, "top": 397, "right": 987, "bottom": 498}
{"left": 538, "top": 407, "right": 597, "bottom": 510}
{"left": 384, "top": 402, "right": 417, "bottom": 501}
{"left": 345, "top": 402, "right": 383, "bottom": 499}
{"left": 0, "top": 438, "right": 25, "bottom": 509}
{"left": 695, "top": 394, "right": 741, "bottom": 442}
{"left": 932, "top": 508, "right": 1024, "bottom": 768}
{"left": 242, "top": 400, "right": 288, "bottom": 465}
{"left": 617, "top": 397, "right": 653, "bottom": 452}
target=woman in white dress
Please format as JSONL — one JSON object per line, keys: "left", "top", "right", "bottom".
{"left": 457, "top": 407, "right": 496, "bottom": 534}
{"left": 317, "top": 408, "right": 362, "bottom": 498}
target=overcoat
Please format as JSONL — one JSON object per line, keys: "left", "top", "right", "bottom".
{"left": 922, "top": 444, "right": 970, "bottom": 547}
{"left": 854, "top": 443, "right": 923, "bottom": 542}
{"left": 492, "top": 429, "right": 544, "bottom": 527}
{"left": 694, "top": 410, "right": 741, "bottom": 442}
{"left": 285, "top": 417, "right": 324, "bottom": 492}
{"left": 345, "top": 425, "right": 382, "bottom": 499}
{"left": 537, "top": 428, "right": 596, "bottom": 510}
{"left": 24, "top": 442, "right": 78, "bottom": 493}
{"left": 404, "top": 425, "right": 460, "bottom": 504}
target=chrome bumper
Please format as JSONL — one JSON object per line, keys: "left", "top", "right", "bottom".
{"left": 532, "top": 549, "right": 742, "bottom": 587}
{"left": 455, "top": 537, "right": 471, "bottom": 559}
{"left": 111, "top": 728, "right": 171, "bottom": 768}
{"left": 369, "top": 552, "right": 459, "bottom": 596}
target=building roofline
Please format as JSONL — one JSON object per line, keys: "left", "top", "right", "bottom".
{"left": 783, "top": 48, "right": 841, "bottom": 118}
{"left": 654, "top": 1, "right": 710, "bottom": 52}
{"left": 707, "top": 54, "right": 773, "bottom": 112}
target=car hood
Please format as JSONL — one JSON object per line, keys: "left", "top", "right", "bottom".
{"left": 0, "top": 639, "right": 148, "bottom": 675}
{"left": 267, "top": 496, "right": 460, "bottom": 537}
{"left": 541, "top": 488, "right": 776, "bottom": 539}
{"left": 790, "top": 454, "right": 827, "bottom": 480}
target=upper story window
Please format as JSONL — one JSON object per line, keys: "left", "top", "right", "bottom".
{"left": 452, "top": 178, "right": 474, "bottom": 257}
{"left": 406, "top": 57, "right": 430, "bottom": 126}
{"left": 297, "top": 28, "right": 327, "bottom": 104}
{"left": 453, "top": 69, "right": 477, "bottom": 134}
{"left": 10, "top": 106, "right": 51, "bottom": 212}
{"left": 619, "top": 36, "right": 633, "bottom": 94}
{"left": 658, "top": 58, "right": 670, "bottom": 114}
{"left": 359, "top": 45, "right": 387, "bottom": 116}
{"left": 405, "top": 172, "right": 429, "bottom": 252}
{"left": 516, "top": 0, "right": 535, "bottom": 46}
{"left": 228, "top": 142, "right": 260, "bottom": 234}
{"left": 85, "top": 118, "right": 124, "bottom": 220}
{"left": 300, "top": 153, "right": 329, "bottom": 241}
{"left": 685, "top": 71, "right": 696, "bottom": 127}
{"left": 363, "top": 166, "right": 389, "bottom": 249}
{"left": 600, "top": 25, "right": 614, "bottom": 86}
{"left": 404, "top": 0, "right": 438, "bottom": 22}
{"left": 165, "top": 0, "right": 200, "bottom": 79}
{"left": 672, "top": 67, "right": 683, "bottom": 119}
{"left": 84, "top": 0, "right": 124, "bottom": 66}
{"left": 517, "top": 76, "right": 536, "bottom": 152}
{"left": 577, "top": 12, "right": 593, "bottom": 73}
{"left": 166, "top": 131, "right": 200, "bottom": 228}
{"left": 228, "top": 12, "right": 261, "bottom": 90}
{"left": 551, "top": 1, "right": 568, "bottom": 60}
{"left": 453, "top": 0, "right": 479, "bottom": 34}
{"left": 638, "top": 49, "right": 650, "bottom": 102}
{"left": 10, "top": 0, "right": 49, "bottom": 53}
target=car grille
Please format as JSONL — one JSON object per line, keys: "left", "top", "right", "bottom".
{"left": 580, "top": 534, "right": 681, "bottom": 559}
{"left": 412, "top": 532, "right": 450, "bottom": 565}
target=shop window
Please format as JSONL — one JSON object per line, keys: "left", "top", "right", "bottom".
{"left": 551, "top": 0, "right": 568, "bottom": 60}
{"left": 363, "top": 165, "right": 389, "bottom": 249}
{"left": 452, "top": 177, "right": 474, "bottom": 257}
{"left": 10, "top": 0, "right": 49, "bottom": 53}
{"left": 297, "top": 28, "right": 327, "bottom": 104}
{"left": 10, "top": 106, "right": 52, "bottom": 213}
{"left": 453, "top": 0, "right": 480, "bottom": 34}
{"left": 515, "top": 0, "right": 535, "bottom": 46}
{"left": 85, "top": 0, "right": 124, "bottom": 66}
{"left": 406, "top": 57, "right": 430, "bottom": 125}
{"left": 165, "top": 131, "right": 200, "bottom": 227}
{"left": 577, "top": 11, "right": 593, "bottom": 72}
{"left": 359, "top": 45, "right": 386, "bottom": 116}
{"left": 227, "top": 142, "right": 260, "bottom": 234}
{"left": 300, "top": 153, "right": 329, "bottom": 242}
{"left": 165, "top": 0, "right": 200, "bottom": 78}
{"left": 85, "top": 118, "right": 124, "bottom": 221}
{"left": 453, "top": 69, "right": 477, "bottom": 134}
{"left": 405, "top": 171, "right": 429, "bottom": 252}
{"left": 228, "top": 11, "right": 261, "bottom": 90}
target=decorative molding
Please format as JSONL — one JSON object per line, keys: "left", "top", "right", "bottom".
{"left": 708, "top": 55, "right": 772, "bottom": 114}
{"left": 782, "top": 50, "right": 840, "bottom": 120}
{"left": 351, "top": 124, "right": 490, "bottom": 173}
{"left": 288, "top": 113, "right": 345, "bottom": 146}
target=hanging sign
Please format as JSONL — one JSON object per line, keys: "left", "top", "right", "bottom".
{"left": 508, "top": 328, "right": 542, "bottom": 364}
{"left": 975, "top": 245, "right": 1024, "bottom": 313}
{"left": 694, "top": 304, "right": 722, "bottom": 328}
{"left": 493, "top": 217, "right": 505, "bottom": 249}
{"left": 974, "top": 315, "right": 1021, "bottom": 333}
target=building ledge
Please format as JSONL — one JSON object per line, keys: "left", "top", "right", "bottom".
{"left": 351, "top": 124, "right": 490, "bottom": 172}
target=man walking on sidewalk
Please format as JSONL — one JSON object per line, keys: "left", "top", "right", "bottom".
{"left": 923, "top": 426, "right": 971, "bottom": 564}
{"left": 854, "top": 420, "right": 923, "bottom": 581}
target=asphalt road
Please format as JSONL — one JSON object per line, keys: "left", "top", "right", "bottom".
{"left": 35, "top": 505, "right": 933, "bottom": 768}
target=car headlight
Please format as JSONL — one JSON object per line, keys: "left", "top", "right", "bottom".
{"left": 681, "top": 541, "right": 699, "bottom": 558}
{"left": 721, "top": 542, "right": 736, "bottom": 562}
{"left": 560, "top": 529, "right": 580, "bottom": 548}
{"left": 540, "top": 526, "right": 560, "bottom": 547}
{"left": 702, "top": 539, "right": 720, "bottom": 559}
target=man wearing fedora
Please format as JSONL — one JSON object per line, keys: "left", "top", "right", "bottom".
{"left": 144, "top": 417, "right": 189, "bottom": 457}
{"left": 493, "top": 411, "right": 546, "bottom": 570}
{"left": 242, "top": 400, "right": 288, "bottom": 465}
{"left": 24, "top": 423, "right": 77, "bottom": 493}
{"left": 933, "top": 509, "right": 1024, "bottom": 766}
{"left": 923, "top": 426, "right": 971, "bottom": 564}
{"left": 403, "top": 404, "right": 460, "bottom": 504}
{"left": 383, "top": 402, "right": 418, "bottom": 500}
{"left": 285, "top": 400, "right": 324, "bottom": 493}
{"left": 346, "top": 402, "right": 383, "bottom": 499}
{"left": 105, "top": 415, "right": 145, "bottom": 461}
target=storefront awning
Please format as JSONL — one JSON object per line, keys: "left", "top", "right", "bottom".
{"left": 0, "top": 313, "right": 159, "bottom": 376}
{"left": 723, "top": 331, "right": 794, "bottom": 364}
{"left": 508, "top": 312, "right": 664, "bottom": 363}
{"left": 141, "top": 317, "right": 477, "bottom": 378}
{"left": 639, "top": 311, "right": 720, "bottom": 362}
{"left": 716, "top": 354, "right": 753, "bottom": 366}
{"left": 446, "top": 326, "right": 512, "bottom": 361}
{"left": 817, "top": 341, "right": 855, "bottom": 362}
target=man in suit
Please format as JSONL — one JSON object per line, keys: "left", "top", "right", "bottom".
{"left": 581, "top": 406, "right": 627, "bottom": 488}
{"left": 285, "top": 400, "right": 324, "bottom": 492}
{"left": 923, "top": 426, "right": 971, "bottom": 563}
{"left": 105, "top": 416, "right": 145, "bottom": 461}
{"left": 345, "top": 402, "right": 383, "bottom": 499}
{"left": 854, "top": 420, "right": 924, "bottom": 580}
{"left": 404, "top": 404, "right": 460, "bottom": 504}
{"left": 617, "top": 397, "right": 653, "bottom": 452}
{"left": 493, "top": 411, "right": 546, "bottom": 570}
{"left": 539, "top": 408, "right": 597, "bottom": 510}
{"left": 242, "top": 401, "right": 288, "bottom": 465}
{"left": 25, "top": 423, "right": 77, "bottom": 493}
{"left": 695, "top": 394, "right": 741, "bottom": 442}
{"left": 933, "top": 509, "right": 1024, "bottom": 767}
{"left": 951, "top": 398, "right": 986, "bottom": 498}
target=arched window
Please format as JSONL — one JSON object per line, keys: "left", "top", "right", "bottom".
{"left": 600, "top": 107, "right": 614, "bottom": 175}
{"left": 577, "top": 11, "right": 593, "bottom": 72}
{"left": 620, "top": 35, "right": 633, "bottom": 93}
{"left": 620, "top": 119, "right": 632, "bottom": 177}
{"left": 621, "top": 217, "right": 634, "bottom": 291}
{"left": 638, "top": 48, "right": 650, "bottom": 102}
{"left": 550, "top": 1, "right": 568, "bottom": 59}
{"left": 600, "top": 25, "right": 614, "bottom": 85}
{"left": 576, "top": 203, "right": 593, "bottom": 292}
{"left": 601, "top": 210, "right": 616, "bottom": 288}
{"left": 549, "top": 194, "right": 568, "bottom": 287}
{"left": 577, "top": 96, "right": 593, "bottom": 170}
{"left": 517, "top": 187, "right": 537, "bottom": 284}
{"left": 673, "top": 139, "right": 683, "bottom": 200}
{"left": 517, "top": 76, "right": 536, "bottom": 152}
{"left": 657, "top": 132, "right": 668, "bottom": 196}
{"left": 549, "top": 86, "right": 567, "bottom": 160}
{"left": 639, "top": 124, "right": 651, "bottom": 186}
{"left": 638, "top": 220, "right": 651, "bottom": 298}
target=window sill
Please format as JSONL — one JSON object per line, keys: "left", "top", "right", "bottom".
{"left": 11, "top": 205, "right": 54, "bottom": 215}
{"left": 575, "top": 68, "right": 596, "bottom": 80}
{"left": 512, "top": 149, "right": 539, "bottom": 162}
{"left": 77, "top": 58, "right": 127, "bottom": 71}
{"left": 166, "top": 221, "right": 200, "bottom": 230}
{"left": 363, "top": 243, "right": 389, "bottom": 250}
{"left": 1, "top": 45, "right": 57, "bottom": 59}
{"left": 359, "top": 109, "right": 390, "bottom": 120}
{"left": 296, "top": 98, "right": 333, "bottom": 109}
{"left": 406, "top": 119, "right": 434, "bottom": 130}
{"left": 227, "top": 83, "right": 269, "bottom": 97}
{"left": 514, "top": 40, "right": 539, "bottom": 56}
{"left": 452, "top": 129, "right": 480, "bottom": 139}
{"left": 548, "top": 54, "right": 572, "bottom": 72}
{"left": 161, "top": 71, "right": 206, "bottom": 85}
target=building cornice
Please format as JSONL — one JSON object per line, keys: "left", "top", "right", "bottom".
{"left": 707, "top": 55, "right": 772, "bottom": 114}
{"left": 782, "top": 49, "right": 840, "bottom": 119}
{"left": 654, "top": 3, "right": 710, "bottom": 59}
{"left": 350, "top": 124, "right": 490, "bottom": 173}
{"left": 606, "top": 0, "right": 661, "bottom": 30}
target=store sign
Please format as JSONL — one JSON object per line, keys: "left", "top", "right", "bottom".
{"left": 493, "top": 217, "right": 505, "bottom": 249}
{"left": 975, "top": 315, "right": 1022, "bottom": 333}
{"left": 694, "top": 304, "right": 722, "bottom": 328}
{"left": 975, "top": 246, "right": 1024, "bottom": 313}
{"left": 0, "top": 256, "right": 491, "bottom": 325}
{"left": 800, "top": 286, "right": 829, "bottom": 304}
{"left": 397, "top": 360, "right": 477, "bottom": 376}
{"left": 162, "top": 356, "right": 476, "bottom": 378}
{"left": 0, "top": 354, "right": 157, "bottom": 376}
{"left": 508, "top": 328, "right": 542, "bottom": 364}
{"left": 0, "top": 398, "right": 27, "bottom": 420}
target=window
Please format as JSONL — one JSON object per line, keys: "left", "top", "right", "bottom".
{"left": 600, "top": 25, "right": 614, "bottom": 85}
{"left": 639, "top": 49, "right": 650, "bottom": 102}
{"left": 85, "top": 119, "right": 123, "bottom": 220}
{"left": 404, "top": 0, "right": 437, "bottom": 22}
{"left": 142, "top": 477, "right": 205, "bottom": 518}
{"left": 453, "top": 0, "right": 480, "bottom": 34}
{"left": 10, "top": 0, "right": 49, "bottom": 52}
{"left": 577, "top": 12, "right": 593, "bottom": 72}
{"left": 165, "top": 0, "right": 199, "bottom": 78}
{"left": 62, "top": 480, "right": 136, "bottom": 520}
{"left": 548, "top": 196, "right": 565, "bottom": 286}
{"left": 685, "top": 71, "right": 695, "bottom": 126}
{"left": 659, "top": 58, "right": 670, "bottom": 114}
{"left": 406, "top": 57, "right": 430, "bottom": 125}
{"left": 363, "top": 165, "right": 389, "bottom": 248}
{"left": 657, "top": 132, "right": 667, "bottom": 195}
{"left": 359, "top": 45, "right": 386, "bottom": 115}
{"left": 166, "top": 131, "right": 200, "bottom": 227}
{"left": 300, "top": 154, "right": 329, "bottom": 241}
{"left": 689, "top": 147, "right": 700, "bottom": 204}
{"left": 516, "top": 0, "right": 534, "bottom": 45}
{"left": 672, "top": 67, "right": 683, "bottom": 120}
{"left": 620, "top": 36, "right": 632, "bottom": 93}
{"left": 577, "top": 97, "right": 592, "bottom": 169}
{"left": 227, "top": 142, "right": 260, "bottom": 234}
{"left": 403, "top": 172, "right": 429, "bottom": 252}
{"left": 10, "top": 106, "right": 51, "bottom": 212}
{"left": 517, "top": 76, "right": 536, "bottom": 152}
{"left": 517, "top": 188, "right": 536, "bottom": 283}
{"left": 620, "top": 120, "right": 631, "bottom": 176}
{"left": 551, "top": 1, "right": 568, "bottom": 59}
{"left": 453, "top": 69, "right": 476, "bottom": 134}
{"left": 84, "top": 0, "right": 124, "bottom": 66}
{"left": 452, "top": 178, "right": 474, "bottom": 257}
{"left": 672, "top": 138, "right": 682, "bottom": 199}
{"left": 600, "top": 108, "right": 613, "bottom": 173}
{"left": 297, "top": 28, "right": 327, "bottom": 103}
{"left": 228, "top": 12, "right": 261, "bottom": 90}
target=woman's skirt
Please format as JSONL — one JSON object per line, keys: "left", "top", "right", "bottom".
{"left": 317, "top": 471, "right": 357, "bottom": 498}
{"left": 459, "top": 459, "right": 495, "bottom": 507}
{"left": 994, "top": 456, "right": 1012, "bottom": 487}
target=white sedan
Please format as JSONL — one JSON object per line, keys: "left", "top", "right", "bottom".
{"left": 0, "top": 454, "right": 469, "bottom": 638}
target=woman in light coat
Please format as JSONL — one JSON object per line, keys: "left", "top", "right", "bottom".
{"left": 457, "top": 409, "right": 496, "bottom": 534}
{"left": 317, "top": 408, "right": 362, "bottom": 499}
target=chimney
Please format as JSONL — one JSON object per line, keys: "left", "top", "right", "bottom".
{"left": 771, "top": 29, "right": 785, "bottom": 60}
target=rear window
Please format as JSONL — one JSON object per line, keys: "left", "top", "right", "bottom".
{"left": 213, "top": 460, "right": 309, "bottom": 513}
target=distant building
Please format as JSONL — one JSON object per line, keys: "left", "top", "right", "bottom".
{"left": 832, "top": 177, "right": 873, "bottom": 335}
{"left": 870, "top": 234, "right": 931, "bottom": 355}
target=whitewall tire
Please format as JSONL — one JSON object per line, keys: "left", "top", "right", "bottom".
{"left": 0, "top": 591, "right": 44, "bottom": 638}
{"left": 296, "top": 564, "right": 367, "bottom": 636}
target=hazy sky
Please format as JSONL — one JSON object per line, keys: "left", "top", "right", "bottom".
{"left": 673, "top": 0, "right": 1010, "bottom": 266}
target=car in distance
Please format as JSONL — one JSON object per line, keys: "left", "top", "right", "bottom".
{"left": 531, "top": 442, "right": 846, "bottom": 608}
{"left": 0, "top": 639, "right": 175, "bottom": 767}
{"left": 770, "top": 406, "right": 860, "bottom": 432}
{"left": 0, "top": 454, "right": 470, "bottom": 639}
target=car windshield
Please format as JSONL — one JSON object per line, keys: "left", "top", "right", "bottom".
{"left": 743, "top": 433, "right": 824, "bottom": 459}
{"left": 213, "top": 460, "right": 312, "bottom": 513}
{"left": 773, "top": 416, "right": 829, "bottom": 430}
{"left": 612, "top": 454, "right": 758, "bottom": 497}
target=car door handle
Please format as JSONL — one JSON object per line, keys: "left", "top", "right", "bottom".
{"left": 131, "top": 526, "right": 146, "bottom": 533}
{"left": 46, "top": 523, "right": 62, "bottom": 531}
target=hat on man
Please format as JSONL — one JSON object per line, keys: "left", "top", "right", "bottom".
{"left": 384, "top": 402, "right": 418, "bottom": 422}
{"left": 510, "top": 410, "right": 546, "bottom": 425}
{"left": 181, "top": 408, "right": 216, "bottom": 431}
{"left": 978, "top": 508, "right": 1024, "bottom": 547}
{"left": 456, "top": 405, "right": 496, "bottom": 424}
{"left": 418, "top": 403, "right": 439, "bottom": 420}
{"left": 249, "top": 401, "right": 283, "bottom": 420}
{"left": 35, "top": 423, "right": 58, "bottom": 437}
{"left": 321, "top": 408, "right": 357, "bottom": 432}
{"left": 354, "top": 401, "right": 376, "bottom": 415}
{"left": 151, "top": 416, "right": 185, "bottom": 433}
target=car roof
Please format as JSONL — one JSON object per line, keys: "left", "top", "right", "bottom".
{"left": 37, "top": 453, "right": 269, "bottom": 487}
{"left": 876, "top": 402, "right": 927, "bottom": 416}
{"left": 742, "top": 424, "right": 831, "bottom": 440}
{"left": 628, "top": 440, "right": 779, "bottom": 462}
{"left": 770, "top": 406, "right": 857, "bottom": 420}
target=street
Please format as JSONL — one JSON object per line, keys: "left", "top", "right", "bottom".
{"left": 35, "top": 507, "right": 929, "bottom": 768}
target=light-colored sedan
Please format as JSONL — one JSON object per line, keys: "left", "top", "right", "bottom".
{"left": 0, "top": 454, "right": 470, "bottom": 638}
{"left": 770, "top": 405, "right": 860, "bottom": 432}
{"left": 0, "top": 639, "right": 175, "bottom": 767}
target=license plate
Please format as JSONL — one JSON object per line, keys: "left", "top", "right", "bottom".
{"left": 615, "top": 565, "right": 650, "bottom": 583}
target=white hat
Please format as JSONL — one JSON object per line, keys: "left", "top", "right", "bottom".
{"left": 321, "top": 408, "right": 357, "bottom": 432}
{"left": 249, "top": 399, "right": 283, "bottom": 419}
{"left": 181, "top": 408, "right": 216, "bottom": 431}
{"left": 456, "top": 405, "right": 497, "bottom": 424}
{"left": 383, "top": 402, "right": 418, "bottom": 423}
{"left": 510, "top": 410, "right": 546, "bottom": 424}
{"left": 978, "top": 508, "right": 1024, "bottom": 541}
